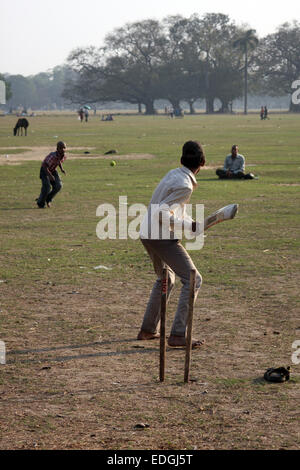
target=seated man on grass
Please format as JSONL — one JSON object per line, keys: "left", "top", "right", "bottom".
{"left": 216, "top": 145, "right": 256, "bottom": 180}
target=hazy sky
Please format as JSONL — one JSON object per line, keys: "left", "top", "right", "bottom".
{"left": 1, "top": 0, "right": 299, "bottom": 76}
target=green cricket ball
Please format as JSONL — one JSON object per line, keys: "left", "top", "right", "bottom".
{"left": 110, "top": 160, "right": 116, "bottom": 167}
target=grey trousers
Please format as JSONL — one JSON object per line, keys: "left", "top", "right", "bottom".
{"left": 37, "top": 167, "right": 62, "bottom": 207}
{"left": 140, "top": 239, "right": 202, "bottom": 337}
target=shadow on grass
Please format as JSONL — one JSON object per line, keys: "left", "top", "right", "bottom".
{"left": 6, "top": 338, "right": 161, "bottom": 364}
{"left": 8, "top": 338, "right": 138, "bottom": 355}
{"left": 0, "top": 207, "right": 37, "bottom": 211}
{"left": 252, "top": 377, "right": 267, "bottom": 386}
{"left": 6, "top": 338, "right": 191, "bottom": 364}
{"left": 7, "top": 347, "right": 158, "bottom": 364}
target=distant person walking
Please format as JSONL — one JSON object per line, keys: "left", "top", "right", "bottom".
{"left": 84, "top": 109, "right": 89, "bottom": 122}
{"left": 78, "top": 109, "right": 84, "bottom": 122}
{"left": 36, "top": 142, "right": 67, "bottom": 208}
{"left": 216, "top": 145, "right": 256, "bottom": 180}
{"left": 260, "top": 106, "right": 264, "bottom": 120}
{"left": 264, "top": 106, "right": 268, "bottom": 119}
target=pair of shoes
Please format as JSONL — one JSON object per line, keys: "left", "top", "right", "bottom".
{"left": 264, "top": 366, "right": 290, "bottom": 382}
{"left": 244, "top": 173, "right": 258, "bottom": 180}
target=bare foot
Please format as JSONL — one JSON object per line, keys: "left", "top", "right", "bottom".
{"left": 168, "top": 335, "right": 205, "bottom": 349}
{"left": 47, "top": 202, "right": 52, "bottom": 208}
{"left": 137, "top": 330, "right": 160, "bottom": 340}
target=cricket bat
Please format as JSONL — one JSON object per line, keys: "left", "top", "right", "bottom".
{"left": 204, "top": 204, "right": 238, "bottom": 231}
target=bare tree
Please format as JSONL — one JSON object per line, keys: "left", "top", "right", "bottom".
{"left": 233, "top": 29, "right": 259, "bottom": 114}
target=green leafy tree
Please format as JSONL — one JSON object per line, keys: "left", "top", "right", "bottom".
{"left": 64, "top": 20, "right": 169, "bottom": 114}
{"left": 64, "top": 14, "right": 247, "bottom": 114}
{"left": 160, "top": 16, "right": 206, "bottom": 113}
{"left": 186, "top": 13, "right": 244, "bottom": 113}
{"left": 254, "top": 21, "right": 300, "bottom": 111}
{"left": 62, "top": 47, "right": 105, "bottom": 105}
{"left": 6, "top": 75, "right": 37, "bottom": 110}
{"left": 103, "top": 19, "right": 168, "bottom": 114}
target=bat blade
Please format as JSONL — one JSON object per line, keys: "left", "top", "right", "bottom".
{"left": 204, "top": 204, "right": 238, "bottom": 231}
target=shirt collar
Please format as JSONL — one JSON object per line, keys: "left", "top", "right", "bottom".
{"left": 180, "top": 166, "right": 198, "bottom": 187}
{"left": 56, "top": 151, "right": 65, "bottom": 160}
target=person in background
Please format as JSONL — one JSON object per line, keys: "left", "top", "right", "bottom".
{"left": 216, "top": 145, "right": 256, "bottom": 180}
{"left": 36, "top": 142, "right": 67, "bottom": 208}
{"left": 260, "top": 106, "right": 264, "bottom": 120}
{"left": 78, "top": 109, "right": 84, "bottom": 122}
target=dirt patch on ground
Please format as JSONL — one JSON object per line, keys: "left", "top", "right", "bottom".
{"left": 0, "top": 270, "right": 299, "bottom": 450}
{"left": 0, "top": 147, "right": 220, "bottom": 169}
{"left": 0, "top": 147, "right": 156, "bottom": 164}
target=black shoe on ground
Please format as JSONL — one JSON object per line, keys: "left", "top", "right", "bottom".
{"left": 244, "top": 172, "right": 257, "bottom": 180}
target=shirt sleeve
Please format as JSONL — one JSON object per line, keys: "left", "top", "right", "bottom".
{"left": 223, "top": 156, "right": 230, "bottom": 171}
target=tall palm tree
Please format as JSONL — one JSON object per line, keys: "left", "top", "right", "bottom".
{"left": 233, "top": 29, "right": 259, "bottom": 114}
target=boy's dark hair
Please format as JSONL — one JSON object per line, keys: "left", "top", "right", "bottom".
{"left": 57, "top": 141, "right": 66, "bottom": 150}
{"left": 181, "top": 141, "right": 205, "bottom": 170}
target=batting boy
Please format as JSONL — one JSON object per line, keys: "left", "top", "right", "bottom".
{"left": 138, "top": 141, "right": 205, "bottom": 348}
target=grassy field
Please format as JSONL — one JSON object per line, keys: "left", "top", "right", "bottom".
{"left": 0, "top": 112, "right": 299, "bottom": 450}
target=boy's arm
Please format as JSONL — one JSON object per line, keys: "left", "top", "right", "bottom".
{"left": 59, "top": 162, "right": 66, "bottom": 174}
{"left": 158, "top": 187, "right": 201, "bottom": 234}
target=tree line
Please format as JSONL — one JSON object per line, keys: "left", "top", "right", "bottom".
{"left": 63, "top": 13, "right": 300, "bottom": 114}
{"left": 1, "top": 66, "right": 74, "bottom": 111}
{"left": 2, "top": 13, "right": 300, "bottom": 114}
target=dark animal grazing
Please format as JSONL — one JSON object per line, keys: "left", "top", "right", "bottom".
{"left": 13, "top": 118, "right": 29, "bottom": 136}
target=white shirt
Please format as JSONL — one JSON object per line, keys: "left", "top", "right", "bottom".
{"left": 140, "top": 166, "right": 201, "bottom": 240}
